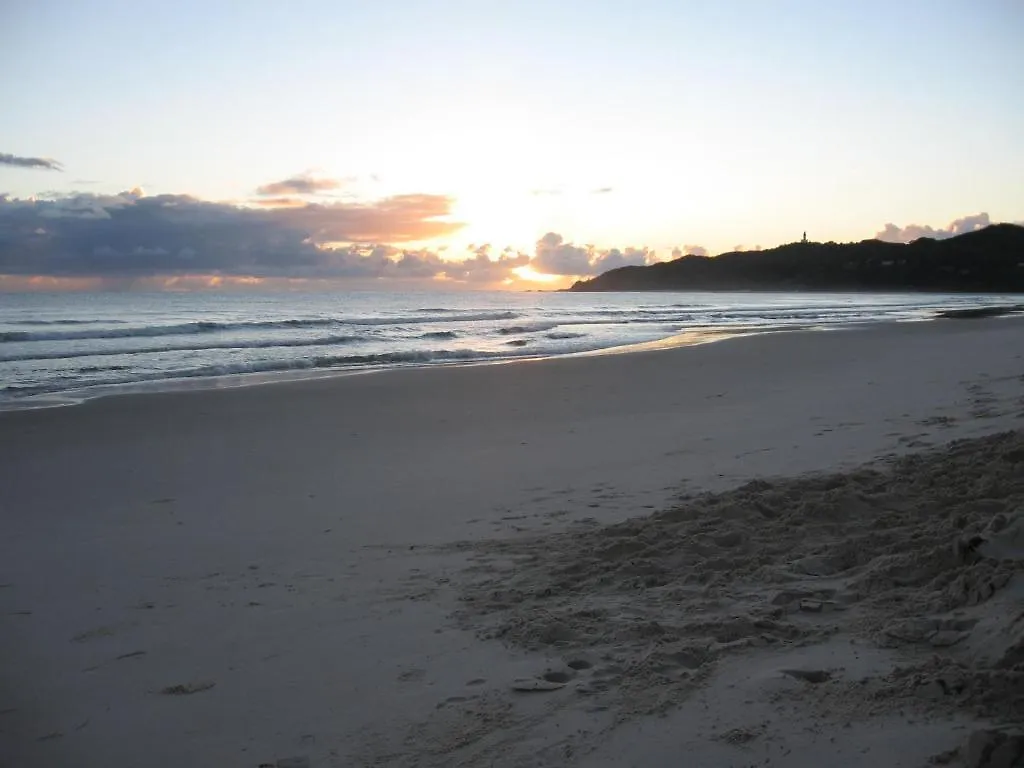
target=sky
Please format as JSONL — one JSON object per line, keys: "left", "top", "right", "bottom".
{"left": 1, "top": 0, "right": 1022, "bottom": 290}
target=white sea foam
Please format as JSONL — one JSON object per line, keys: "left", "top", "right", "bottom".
{"left": 0, "top": 290, "right": 1015, "bottom": 406}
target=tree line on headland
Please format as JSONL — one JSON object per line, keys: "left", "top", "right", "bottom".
{"left": 568, "top": 224, "right": 1024, "bottom": 293}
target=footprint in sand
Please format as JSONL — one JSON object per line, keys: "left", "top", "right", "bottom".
{"left": 511, "top": 663, "right": 593, "bottom": 692}
{"left": 72, "top": 625, "right": 117, "bottom": 643}
{"left": 511, "top": 677, "right": 567, "bottom": 692}
{"left": 397, "top": 668, "right": 426, "bottom": 683}
{"left": 259, "top": 758, "right": 310, "bottom": 768}
{"left": 781, "top": 669, "right": 831, "bottom": 684}
{"left": 919, "top": 415, "right": 957, "bottom": 428}
{"left": 976, "top": 511, "right": 1024, "bottom": 561}
{"left": 159, "top": 681, "right": 216, "bottom": 695}
{"left": 436, "top": 695, "right": 478, "bottom": 708}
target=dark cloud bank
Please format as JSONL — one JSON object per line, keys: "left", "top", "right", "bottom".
{"left": 0, "top": 180, "right": 1011, "bottom": 287}
{"left": 0, "top": 188, "right": 660, "bottom": 285}
{"left": 0, "top": 190, "right": 473, "bottom": 282}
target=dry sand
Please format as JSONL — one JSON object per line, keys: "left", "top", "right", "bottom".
{"left": 1, "top": 317, "right": 1024, "bottom": 767}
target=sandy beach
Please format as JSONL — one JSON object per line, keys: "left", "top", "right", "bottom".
{"left": 2, "top": 317, "right": 1023, "bottom": 768}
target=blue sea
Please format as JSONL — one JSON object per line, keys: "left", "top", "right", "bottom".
{"left": 0, "top": 290, "right": 1016, "bottom": 408}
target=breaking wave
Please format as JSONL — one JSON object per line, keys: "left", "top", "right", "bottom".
{"left": 2, "top": 347, "right": 535, "bottom": 396}
{"left": 0, "top": 334, "right": 365, "bottom": 363}
{"left": 0, "top": 311, "right": 519, "bottom": 343}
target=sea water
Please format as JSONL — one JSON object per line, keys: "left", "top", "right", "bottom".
{"left": 0, "top": 290, "right": 1015, "bottom": 407}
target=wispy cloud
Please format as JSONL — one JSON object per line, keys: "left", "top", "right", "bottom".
{"left": 0, "top": 152, "right": 64, "bottom": 171}
{"left": 255, "top": 173, "right": 342, "bottom": 196}
{"left": 249, "top": 196, "right": 309, "bottom": 208}
{"left": 592, "top": 187, "right": 613, "bottom": 194}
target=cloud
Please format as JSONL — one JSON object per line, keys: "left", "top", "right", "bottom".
{"left": 533, "top": 232, "right": 592, "bottom": 275}
{"left": 249, "top": 197, "right": 308, "bottom": 208}
{"left": 435, "top": 249, "right": 531, "bottom": 283}
{"left": 0, "top": 152, "right": 64, "bottom": 171}
{"left": 255, "top": 174, "right": 342, "bottom": 196}
{"left": 0, "top": 190, "right": 465, "bottom": 282}
{"left": 532, "top": 232, "right": 654, "bottom": 276}
{"left": 682, "top": 244, "right": 708, "bottom": 257}
{"left": 592, "top": 187, "right": 613, "bottom": 194}
{"left": 278, "top": 194, "right": 462, "bottom": 243}
{"left": 591, "top": 247, "right": 653, "bottom": 272}
{"left": 875, "top": 212, "right": 992, "bottom": 243}
{"left": 0, "top": 190, "right": 667, "bottom": 288}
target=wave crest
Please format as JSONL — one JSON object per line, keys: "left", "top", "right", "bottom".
{"left": 0, "top": 311, "right": 520, "bottom": 343}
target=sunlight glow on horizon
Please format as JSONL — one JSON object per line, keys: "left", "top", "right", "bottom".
{"left": 513, "top": 265, "right": 563, "bottom": 284}
{"left": 1, "top": 1, "right": 1022, "bottom": 290}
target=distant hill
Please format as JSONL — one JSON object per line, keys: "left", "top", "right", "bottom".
{"left": 569, "top": 224, "right": 1024, "bottom": 292}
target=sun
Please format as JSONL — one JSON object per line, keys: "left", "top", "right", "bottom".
{"left": 447, "top": 188, "right": 548, "bottom": 252}
{"left": 513, "top": 265, "right": 562, "bottom": 284}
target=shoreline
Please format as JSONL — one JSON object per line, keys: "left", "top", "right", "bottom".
{"left": 6, "top": 308, "right": 1020, "bottom": 413}
{"left": 2, "top": 316, "right": 1023, "bottom": 767}
{"left": 0, "top": 323, "right": 770, "bottom": 412}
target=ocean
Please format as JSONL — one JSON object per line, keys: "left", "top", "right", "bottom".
{"left": 0, "top": 290, "right": 1016, "bottom": 408}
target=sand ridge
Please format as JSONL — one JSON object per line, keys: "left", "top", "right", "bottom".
{"left": 368, "top": 432, "right": 1024, "bottom": 766}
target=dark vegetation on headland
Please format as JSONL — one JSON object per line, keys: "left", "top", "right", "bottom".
{"left": 569, "top": 224, "right": 1024, "bottom": 293}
